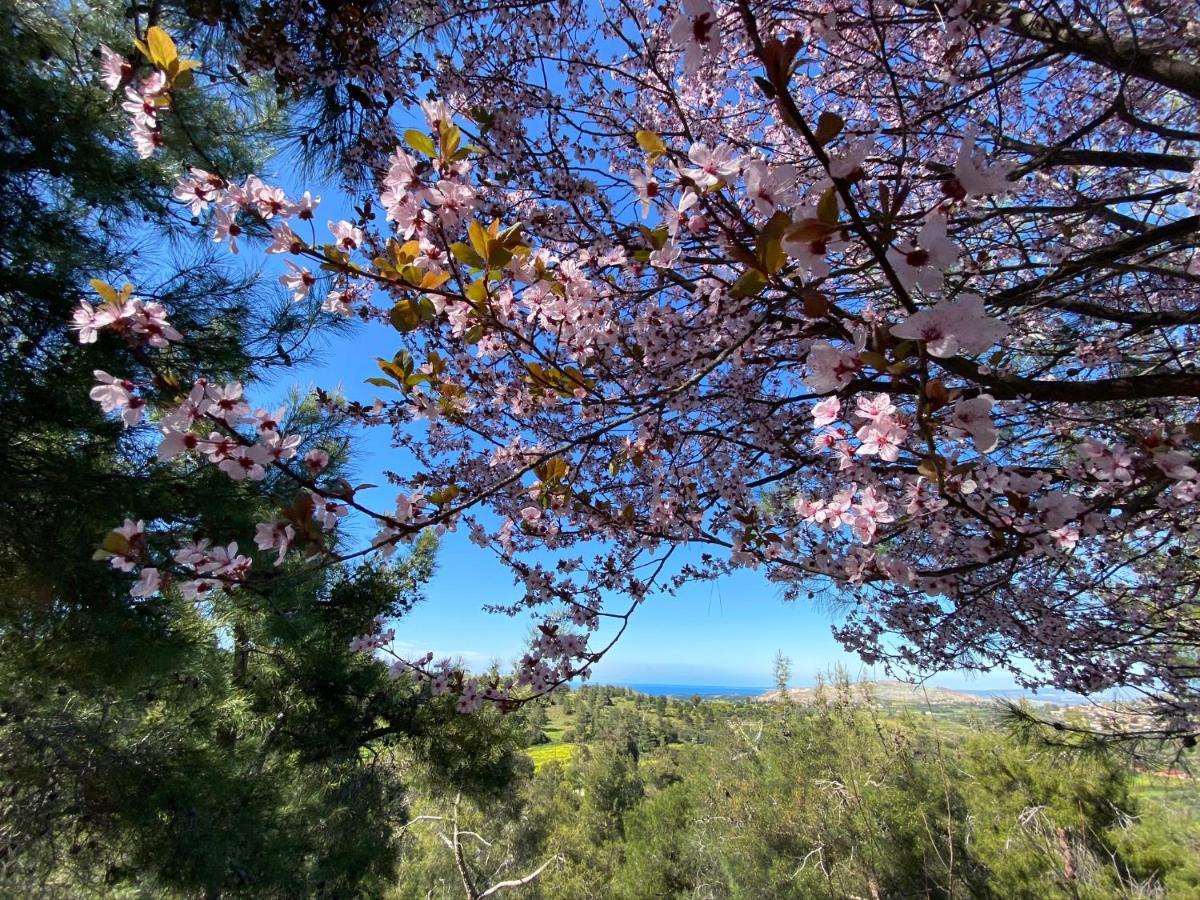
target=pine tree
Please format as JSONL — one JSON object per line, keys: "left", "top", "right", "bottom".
{"left": 0, "top": 3, "right": 521, "bottom": 895}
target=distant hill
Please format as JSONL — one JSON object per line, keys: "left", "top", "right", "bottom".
{"left": 759, "top": 679, "right": 995, "bottom": 706}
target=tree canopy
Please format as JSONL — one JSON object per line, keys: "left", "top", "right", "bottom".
{"left": 51, "top": 0, "right": 1200, "bottom": 741}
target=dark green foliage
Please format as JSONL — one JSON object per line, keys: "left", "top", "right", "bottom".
{"left": 391, "top": 681, "right": 1200, "bottom": 899}
{"left": 0, "top": 3, "right": 522, "bottom": 896}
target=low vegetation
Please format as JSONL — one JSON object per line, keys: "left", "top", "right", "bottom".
{"left": 392, "top": 677, "right": 1200, "bottom": 899}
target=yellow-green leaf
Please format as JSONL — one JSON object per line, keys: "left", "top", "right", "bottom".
{"left": 814, "top": 111, "right": 845, "bottom": 146}
{"left": 817, "top": 187, "right": 840, "bottom": 226}
{"left": 90, "top": 278, "right": 118, "bottom": 304}
{"left": 404, "top": 129, "right": 436, "bottom": 157}
{"left": 145, "top": 26, "right": 178, "bottom": 69}
{"left": 635, "top": 130, "right": 666, "bottom": 158}
{"left": 732, "top": 269, "right": 767, "bottom": 298}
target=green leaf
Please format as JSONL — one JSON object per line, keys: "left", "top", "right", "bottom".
{"left": 404, "top": 129, "right": 436, "bottom": 157}
{"left": 732, "top": 269, "right": 768, "bottom": 298}
{"left": 814, "top": 111, "right": 845, "bottom": 146}
{"left": 450, "top": 242, "right": 485, "bottom": 269}
{"left": 817, "top": 187, "right": 840, "bottom": 226}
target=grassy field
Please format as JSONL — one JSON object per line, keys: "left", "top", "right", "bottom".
{"left": 527, "top": 742, "right": 575, "bottom": 771}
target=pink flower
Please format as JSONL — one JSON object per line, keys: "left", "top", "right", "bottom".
{"left": 670, "top": 0, "right": 721, "bottom": 77}
{"left": 648, "top": 241, "right": 681, "bottom": 268}
{"left": 891, "top": 294, "right": 1008, "bottom": 358}
{"left": 254, "top": 407, "right": 285, "bottom": 435}
{"left": 829, "top": 134, "right": 876, "bottom": 179}
{"left": 71, "top": 301, "right": 114, "bottom": 343}
{"left": 157, "top": 427, "right": 202, "bottom": 460}
{"left": 266, "top": 223, "right": 303, "bottom": 255}
{"left": 315, "top": 498, "right": 349, "bottom": 530}
{"left": 250, "top": 180, "right": 290, "bottom": 219}
{"left": 950, "top": 126, "right": 1013, "bottom": 199}
{"left": 329, "top": 219, "right": 364, "bottom": 252}
{"left": 263, "top": 432, "right": 301, "bottom": 462}
{"left": 855, "top": 418, "right": 906, "bottom": 461}
{"left": 304, "top": 449, "right": 330, "bottom": 474}
{"left": 218, "top": 444, "right": 270, "bottom": 481}
{"left": 173, "top": 168, "right": 224, "bottom": 215}
{"left": 212, "top": 206, "right": 242, "bottom": 254}
{"left": 886, "top": 213, "right": 958, "bottom": 294}
{"left": 279, "top": 261, "right": 316, "bottom": 300}
{"left": 681, "top": 142, "right": 738, "bottom": 189}
{"left": 130, "top": 121, "right": 163, "bottom": 159}
{"left": 743, "top": 160, "right": 798, "bottom": 215}
{"left": 854, "top": 393, "right": 895, "bottom": 423}
{"left": 130, "top": 567, "right": 162, "bottom": 598}
{"left": 804, "top": 341, "right": 858, "bottom": 393}
{"left": 206, "top": 382, "right": 251, "bottom": 425}
{"left": 1154, "top": 450, "right": 1198, "bottom": 481}
{"left": 130, "top": 302, "right": 181, "bottom": 347}
{"left": 631, "top": 168, "right": 660, "bottom": 218}
{"left": 950, "top": 394, "right": 999, "bottom": 453}
{"left": 456, "top": 679, "right": 484, "bottom": 713}
{"left": 427, "top": 181, "right": 477, "bottom": 227}
{"left": 254, "top": 521, "right": 295, "bottom": 565}
{"left": 180, "top": 579, "right": 216, "bottom": 602}
{"left": 811, "top": 396, "right": 842, "bottom": 427}
{"left": 98, "top": 45, "right": 131, "bottom": 91}
{"left": 421, "top": 98, "right": 454, "bottom": 133}
{"left": 90, "top": 370, "right": 144, "bottom": 427}
{"left": 290, "top": 191, "right": 320, "bottom": 221}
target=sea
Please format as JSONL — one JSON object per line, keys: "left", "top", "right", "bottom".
{"left": 612, "top": 683, "right": 770, "bottom": 699}
{"left": 605, "top": 683, "right": 1105, "bottom": 705}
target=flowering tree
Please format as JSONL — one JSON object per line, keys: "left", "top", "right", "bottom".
{"left": 89, "top": 0, "right": 1200, "bottom": 738}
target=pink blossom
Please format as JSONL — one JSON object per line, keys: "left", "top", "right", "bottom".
{"left": 681, "top": 142, "right": 738, "bottom": 189}
{"left": 1155, "top": 450, "right": 1198, "bottom": 481}
{"left": 206, "top": 382, "right": 251, "bottom": 425}
{"left": 631, "top": 168, "right": 660, "bottom": 218}
{"left": 218, "top": 444, "right": 270, "bottom": 481}
{"left": 670, "top": 0, "right": 721, "bottom": 77}
{"left": 743, "top": 159, "right": 798, "bottom": 215}
{"left": 71, "top": 301, "right": 114, "bottom": 343}
{"left": 254, "top": 521, "right": 295, "bottom": 565}
{"left": 157, "top": 427, "right": 202, "bottom": 460}
{"left": 328, "top": 219, "right": 364, "bottom": 252}
{"left": 266, "top": 223, "right": 303, "bottom": 255}
{"left": 130, "top": 567, "right": 162, "bottom": 598}
{"left": 98, "top": 44, "right": 130, "bottom": 91}
{"left": 829, "top": 134, "right": 876, "bottom": 179}
{"left": 179, "top": 579, "right": 216, "bottom": 602}
{"left": 950, "top": 126, "right": 1014, "bottom": 198}
{"left": 811, "top": 396, "right": 842, "bottom": 427}
{"left": 212, "top": 206, "right": 242, "bottom": 253}
{"left": 886, "top": 213, "right": 958, "bottom": 294}
{"left": 891, "top": 293, "right": 1009, "bottom": 358}
{"left": 804, "top": 341, "right": 858, "bottom": 393}
{"left": 290, "top": 191, "right": 320, "bottom": 221}
{"left": 853, "top": 393, "right": 895, "bottom": 423}
{"left": 263, "top": 432, "right": 302, "bottom": 462}
{"left": 950, "top": 394, "right": 999, "bottom": 453}
{"left": 90, "top": 370, "right": 144, "bottom": 427}
{"left": 173, "top": 168, "right": 224, "bottom": 215}
{"left": 315, "top": 498, "right": 349, "bottom": 530}
{"left": 280, "top": 261, "right": 316, "bottom": 300}
{"left": 304, "top": 449, "right": 330, "bottom": 474}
